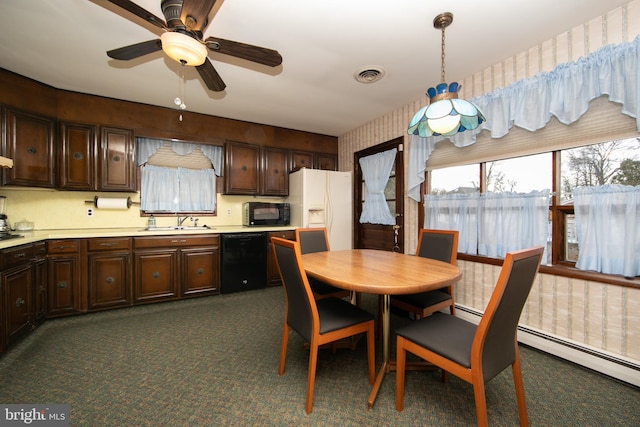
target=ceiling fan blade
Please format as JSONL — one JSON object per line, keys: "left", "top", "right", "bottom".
{"left": 181, "top": 0, "right": 218, "bottom": 32}
{"left": 107, "top": 39, "right": 162, "bottom": 60}
{"left": 197, "top": 59, "right": 226, "bottom": 92}
{"left": 106, "top": 0, "right": 168, "bottom": 30}
{"left": 205, "top": 37, "right": 283, "bottom": 67}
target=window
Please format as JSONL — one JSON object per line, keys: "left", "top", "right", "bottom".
{"left": 425, "top": 137, "right": 640, "bottom": 278}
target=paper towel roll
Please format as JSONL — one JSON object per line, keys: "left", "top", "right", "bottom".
{"left": 96, "top": 197, "right": 130, "bottom": 210}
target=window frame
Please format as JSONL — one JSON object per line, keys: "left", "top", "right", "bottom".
{"left": 422, "top": 150, "right": 640, "bottom": 289}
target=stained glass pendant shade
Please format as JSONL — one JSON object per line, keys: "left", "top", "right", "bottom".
{"left": 407, "top": 13, "right": 485, "bottom": 138}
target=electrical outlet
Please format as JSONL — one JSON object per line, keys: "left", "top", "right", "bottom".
{"left": 226, "top": 208, "right": 232, "bottom": 216}
{"left": 87, "top": 208, "right": 93, "bottom": 217}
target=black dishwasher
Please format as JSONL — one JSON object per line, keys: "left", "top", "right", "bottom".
{"left": 220, "top": 232, "right": 267, "bottom": 294}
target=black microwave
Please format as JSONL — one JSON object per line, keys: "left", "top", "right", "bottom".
{"left": 243, "top": 202, "right": 290, "bottom": 226}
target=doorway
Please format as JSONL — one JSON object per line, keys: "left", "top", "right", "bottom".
{"left": 353, "top": 137, "right": 404, "bottom": 252}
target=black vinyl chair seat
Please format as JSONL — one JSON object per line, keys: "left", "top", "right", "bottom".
{"left": 316, "top": 297, "right": 374, "bottom": 334}
{"left": 392, "top": 290, "right": 452, "bottom": 310}
{"left": 395, "top": 312, "right": 476, "bottom": 368}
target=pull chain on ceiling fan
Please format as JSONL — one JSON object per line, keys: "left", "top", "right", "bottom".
{"left": 103, "top": 0, "right": 283, "bottom": 92}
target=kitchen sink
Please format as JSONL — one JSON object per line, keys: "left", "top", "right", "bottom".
{"left": 141, "top": 225, "right": 213, "bottom": 231}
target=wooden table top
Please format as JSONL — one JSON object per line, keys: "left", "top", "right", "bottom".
{"left": 301, "top": 249, "right": 462, "bottom": 295}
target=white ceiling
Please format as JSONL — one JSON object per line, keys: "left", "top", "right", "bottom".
{"left": 0, "top": 0, "right": 629, "bottom": 136}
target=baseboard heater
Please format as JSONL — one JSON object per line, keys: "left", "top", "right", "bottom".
{"left": 455, "top": 305, "right": 640, "bottom": 388}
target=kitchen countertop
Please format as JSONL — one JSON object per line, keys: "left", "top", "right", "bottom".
{"left": 0, "top": 225, "right": 297, "bottom": 249}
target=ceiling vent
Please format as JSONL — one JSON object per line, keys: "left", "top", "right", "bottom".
{"left": 354, "top": 66, "right": 385, "bottom": 83}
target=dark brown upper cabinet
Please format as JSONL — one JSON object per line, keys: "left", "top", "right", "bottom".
{"left": 2, "top": 107, "right": 56, "bottom": 188}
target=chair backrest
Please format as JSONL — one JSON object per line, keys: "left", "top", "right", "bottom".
{"left": 416, "top": 229, "right": 458, "bottom": 264}
{"left": 472, "top": 246, "right": 544, "bottom": 382}
{"left": 296, "top": 228, "right": 330, "bottom": 254}
{"left": 271, "top": 237, "right": 318, "bottom": 342}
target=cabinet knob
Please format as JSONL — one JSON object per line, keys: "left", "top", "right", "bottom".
{"left": 15, "top": 297, "right": 26, "bottom": 308}
{"left": 152, "top": 272, "right": 160, "bottom": 279}
{"left": 112, "top": 155, "right": 121, "bottom": 162}
{"left": 197, "top": 268, "right": 205, "bottom": 275}
{"left": 27, "top": 146, "right": 37, "bottom": 154}
{"left": 58, "top": 281, "right": 68, "bottom": 288}
{"left": 73, "top": 152, "right": 84, "bottom": 160}
{"left": 105, "top": 276, "right": 115, "bottom": 284}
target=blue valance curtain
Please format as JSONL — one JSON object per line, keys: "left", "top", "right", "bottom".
{"left": 136, "top": 137, "right": 223, "bottom": 176}
{"left": 409, "top": 35, "right": 640, "bottom": 201}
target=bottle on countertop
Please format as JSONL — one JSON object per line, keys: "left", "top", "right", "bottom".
{"left": 147, "top": 215, "right": 156, "bottom": 229}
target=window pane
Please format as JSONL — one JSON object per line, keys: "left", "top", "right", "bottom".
{"left": 430, "top": 164, "right": 479, "bottom": 194}
{"left": 565, "top": 213, "right": 579, "bottom": 262}
{"left": 485, "top": 153, "right": 552, "bottom": 193}
{"left": 560, "top": 138, "right": 640, "bottom": 204}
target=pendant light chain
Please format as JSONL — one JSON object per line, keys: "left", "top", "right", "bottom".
{"left": 440, "top": 25, "right": 446, "bottom": 84}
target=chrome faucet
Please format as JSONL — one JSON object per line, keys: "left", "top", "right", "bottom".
{"left": 177, "top": 215, "right": 193, "bottom": 227}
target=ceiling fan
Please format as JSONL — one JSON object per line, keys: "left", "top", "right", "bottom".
{"left": 104, "top": 0, "right": 283, "bottom": 92}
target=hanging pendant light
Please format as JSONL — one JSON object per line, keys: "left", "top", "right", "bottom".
{"left": 408, "top": 12, "right": 485, "bottom": 138}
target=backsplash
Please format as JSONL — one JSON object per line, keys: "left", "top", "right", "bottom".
{"left": 0, "top": 188, "right": 285, "bottom": 230}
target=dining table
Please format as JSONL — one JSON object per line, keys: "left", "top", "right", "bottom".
{"left": 301, "top": 248, "right": 462, "bottom": 408}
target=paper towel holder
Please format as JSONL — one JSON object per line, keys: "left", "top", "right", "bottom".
{"left": 84, "top": 196, "right": 140, "bottom": 209}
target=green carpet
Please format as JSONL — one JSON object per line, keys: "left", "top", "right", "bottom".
{"left": 1, "top": 287, "right": 638, "bottom": 426}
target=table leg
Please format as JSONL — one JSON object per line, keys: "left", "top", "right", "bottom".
{"left": 368, "top": 294, "right": 390, "bottom": 408}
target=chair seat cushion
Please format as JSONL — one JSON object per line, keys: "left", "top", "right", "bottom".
{"left": 309, "top": 277, "right": 347, "bottom": 296}
{"left": 393, "top": 290, "right": 451, "bottom": 309}
{"left": 317, "top": 298, "right": 373, "bottom": 335}
{"left": 395, "top": 312, "right": 476, "bottom": 368}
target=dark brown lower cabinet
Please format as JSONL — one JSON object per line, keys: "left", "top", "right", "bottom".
{"left": 3, "top": 263, "right": 32, "bottom": 349}
{"left": 47, "top": 239, "right": 82, "bottom": 318}
{"left": 87, "top": 237, "right": 131, "bottom": 310}
{"left": 266, "top": 230, "right": 296, "bottom": 286}
{"left": 133, "top": 235, "right": 220, "bottom": 304}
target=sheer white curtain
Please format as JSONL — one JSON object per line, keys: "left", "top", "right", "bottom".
{"left": 358, "top": 148, "right": 397, "bottom": 225}
{"left": 141, "top": 165, "right": 216, "bottom": 212}
{"left": 141, "top": 165, "right": 179, "bottom": 212}
{"left": 424, "top": 193, "right": 479, "bottom": 254}
{"left": 424, "top": 190, "right": 549, "bottom": 258}
{"left": 478, "top": 190, "right": 549, "bottom": 258}
{"left": 574, "top": 184, "right": 640, "bottom": 277}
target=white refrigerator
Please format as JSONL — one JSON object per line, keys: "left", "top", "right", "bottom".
{"left": 287, "top": 168, "right": 353, "bottom": 250}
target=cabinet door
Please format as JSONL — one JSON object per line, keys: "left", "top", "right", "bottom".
{"left": 261, "top": 146, "right": 289, "bottom": 196}
{"left": 266, "top": 230, "right": 296, "bottom": 286}
{"left": 100, "top": 126, "right": 136, "bottom": 192}
{"left": 3, "top": 107, "right": 56, "bottom": 187}
{"left": 316, "top": 153, "right": 338, "bottom": 171}
{"left": 33, "top": 258, "right": 47, "bottom": 325}
{"left": 3, "top": 263, "right": 33, "bottom": 346}
{"left": 224, "top": 141, "right": 260, "bottom": 194}
{"left": 181, "top": 247, "right": 220, "bottom": 296}
{"left": 133, "top": 249, "right": 178, "bottom": 303}
{"left": 290, "top": 150, "right": 314, "bottom": 172}
{"left": 59, "top": 121, "right": 96, "bottom": 190}
{"left": 47, "top": 255, "right": 81, "bottom": 317}
{"left": 88, "top": 252, "right": 131, "bottom": 310}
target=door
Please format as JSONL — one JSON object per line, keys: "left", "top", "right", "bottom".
{"left": 354, "top": 137, "right": 404, "bottom": 252}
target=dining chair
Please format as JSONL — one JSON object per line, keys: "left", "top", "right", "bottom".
{"left": 390, "top": 229, "right": 459, "bottom": 319}
{"left": 295, "top": 228, "right": 351, "bottom": 301}
{"left": 395, "top": 246, "right": 544, "bottom": 427}
{"left": 271, "top": 237, "right": 375, "bottom": 414}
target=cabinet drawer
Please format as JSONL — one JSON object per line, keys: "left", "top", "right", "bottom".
{"left": 88, "top": 237, "right": 131, "bottom": 252}
{"left": 134, "top": 235, "right": 219, "bottom": 249}
{"left": 47, "top": 239, "right": 80, "bottom": 253}
{"left": 1, "top": 244, "right": 33, "bottom": 269}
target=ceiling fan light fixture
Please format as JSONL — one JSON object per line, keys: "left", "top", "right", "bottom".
{"left": 407, "top": 12, "right": 485, "bottom": 138}
{"left": 160, "top": 32, "right": 208, "bottom": 66}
